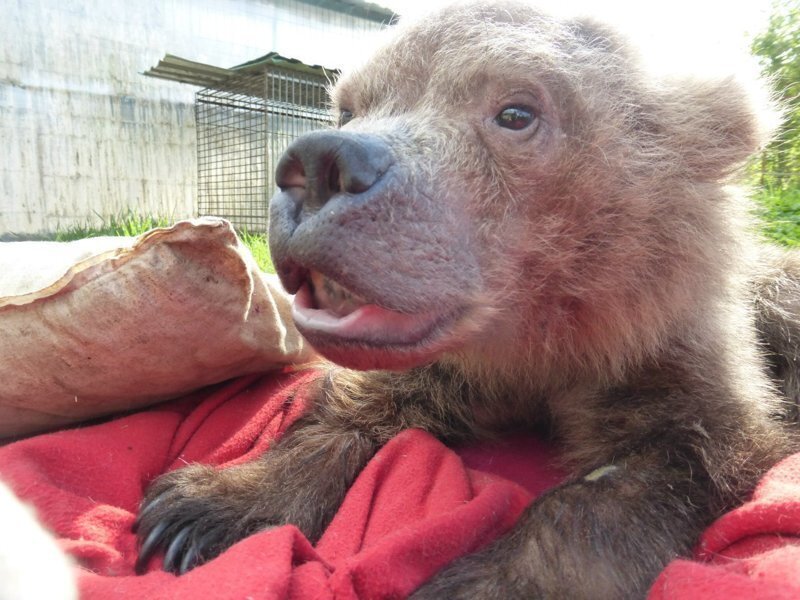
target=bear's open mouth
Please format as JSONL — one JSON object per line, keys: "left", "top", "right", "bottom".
{"left": 291, "top": 270, "right": 460, "bottom": 349}
{"left": 308, "top": 270, "right": 369, "bottom": 318}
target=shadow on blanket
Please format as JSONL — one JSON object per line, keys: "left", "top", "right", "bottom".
{"left": 1, "top": 370, "right": 800, "bottom": 599}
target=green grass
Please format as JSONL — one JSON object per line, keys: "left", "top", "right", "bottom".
{"left": 238, "top": 229, "right": 274, "bottom": 273}
{"left": 755, "top": 187, "right": 800, "bottom": 247}
{"left": 53, "top": 212, "right": 173, "bottom": 242}
{"left": 54, "top": 213, "right": 275, "bottom": 273}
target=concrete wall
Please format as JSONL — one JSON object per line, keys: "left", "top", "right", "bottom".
{"left": 1, "top": 0, "right": 389, "bottom": 234}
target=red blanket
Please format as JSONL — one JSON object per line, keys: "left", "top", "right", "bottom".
{"left": 2, "top": 370, "right": 800, "bottom": 599}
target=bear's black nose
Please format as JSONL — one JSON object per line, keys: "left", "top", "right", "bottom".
{"left": 275, "top": 130, "right": 394, "bottom": 211}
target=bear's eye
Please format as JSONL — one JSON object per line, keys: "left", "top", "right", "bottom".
{"left": 495, "top": 105, "right": 536, "bottom": 130}
{"left": 338, "top": 110, "right": 354, "bottom": 127}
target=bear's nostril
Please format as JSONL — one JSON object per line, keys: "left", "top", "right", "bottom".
{"left": 328, "top": 162, "right": 342, "bottom": 195}
{"left": 276, "top": 155, "right": 306, "bottom": 190}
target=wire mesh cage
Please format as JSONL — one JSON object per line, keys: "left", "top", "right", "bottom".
{"left": 195, "top": 58, "right": 334, "bottom": 232}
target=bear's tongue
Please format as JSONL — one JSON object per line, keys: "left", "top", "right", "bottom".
{"left": 291, "top": 271, "right": 442, "bottom": 345}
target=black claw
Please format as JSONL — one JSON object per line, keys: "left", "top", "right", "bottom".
{"left": 135, "top": 493, "right": 166, "bottom": 530}
{"left": 179, "top": 540, "right": 202, "bottom": 575}
{"left": 135, "top": 520, "right": 169, "bottom": 574}
{"left": 162, "top": 526, "right": 192, "bottom": 574}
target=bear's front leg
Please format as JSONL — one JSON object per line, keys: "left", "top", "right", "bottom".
{"left": 134, "top": 416, "right": 378, "bottom": 574}
{"left": 412, "top": 452, "right": 710, "bottom": 599}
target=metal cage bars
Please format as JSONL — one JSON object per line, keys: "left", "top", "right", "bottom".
{"left": 195, "top": 65, "right": 333, "bottom": 232}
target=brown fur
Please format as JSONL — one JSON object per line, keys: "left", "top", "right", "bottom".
{"left": 135, "top": 2, "right": 800, "bottom": 597}
{"left": 756, "top": 247, "right": 800, "bottom": 415}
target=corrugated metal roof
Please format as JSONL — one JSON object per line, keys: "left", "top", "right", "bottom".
{"left": 299, "top": 0, "right": 397, "bottom": 24}
{"left": 232, "top": 52, "right": 339, "bottom": 77}
{"left": 143, "top": 55, "right": 232, "bottom": 88}
{"left": 143, "top": 0, "right": 397, "bottom": 89}
{"left": 143, "top": 52, "right": 337, "bottom": 89}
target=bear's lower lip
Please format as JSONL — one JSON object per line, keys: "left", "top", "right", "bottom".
{"left": 291, "top": 282, "right": 451, "bottom": 346}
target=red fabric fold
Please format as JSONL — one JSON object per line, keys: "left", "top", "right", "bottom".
{"left": 650, "top": 453, "right": 800, "bottom": 600}
{"left": 2, "top": 370, "right": 800, "bottom": 598}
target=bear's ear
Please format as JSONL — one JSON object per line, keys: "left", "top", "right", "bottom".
{"left": 570, "top": 16, "right": 631, "bottom": 56}
{"left": 652, "top": 75, "right": 779, "bottom": 181}
{"left": 571, "top": 15, "right": 779, "bottom": 182}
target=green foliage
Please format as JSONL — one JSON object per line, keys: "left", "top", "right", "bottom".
{"left": 756, "top": 187, "right": 800, "bottom": 247}
{"left": 751, "top": 1, "right": 800, "bottom": 192}
{"left": 750, "top": 1, "right": 800, "bottom": 245}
